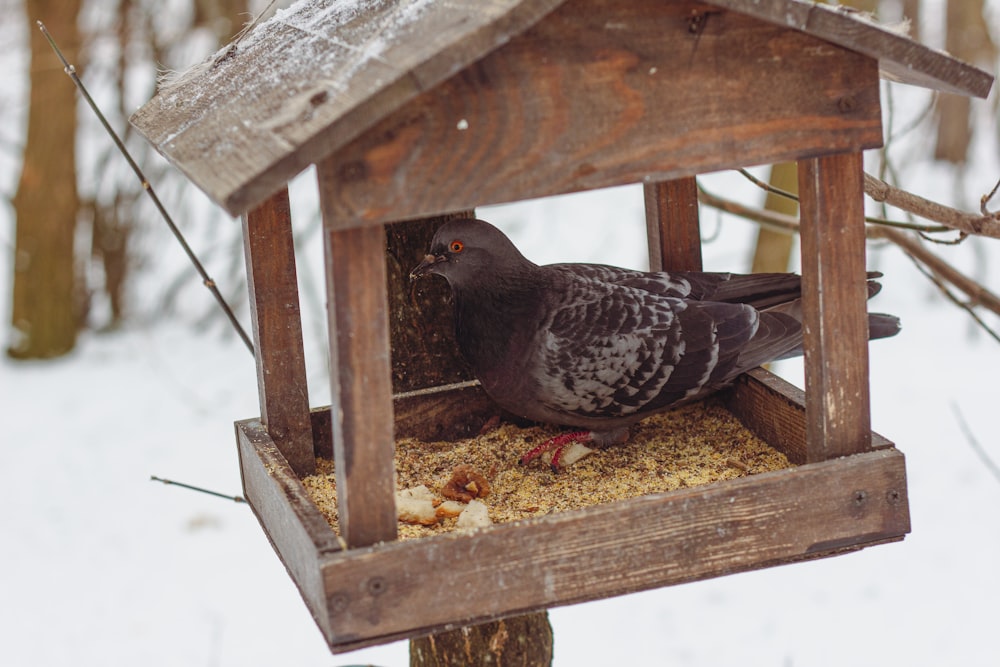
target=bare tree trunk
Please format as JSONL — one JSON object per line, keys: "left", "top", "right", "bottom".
{"left": 9, "top": 0, "right": 83, "bottom": 359}
{"left": 388, "top": 214, "right": 554, "bottom": 667}
{"left": 934, "top": 0, "right": 995, "bottom": 164}
{"left": 750, "top": 162, "right": 797, "bottom": 273}
{"left": 410, "top": 613, "right": 555, "bottom": 667}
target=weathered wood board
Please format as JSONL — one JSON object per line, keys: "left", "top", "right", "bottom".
{"left": 322, "top": 0, "right": 883, "bottom": 224}
{"left": 130, "top": 0, "right": 565, "bottom": 216}
{"left": 129, "top": 0, "right": 991, "bottom": 219}
{"left": 237, "top": 368, "right": 909, "bottom": 653}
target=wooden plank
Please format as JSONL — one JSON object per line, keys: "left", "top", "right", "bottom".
{"left": 236, "top": 419, "right": 341, "bottom": 638}
{"left": 704, "top": 0, "right": 993, "bottom": 98}
{"left": 243, "top": 187, "right": 315, "bottom": 476}
{"left": 129, "top": 0, "right": 565, "bottom": 217}
{"left": 724, "top": 368, "right": 809, "bottom": 465}
{"left": 724, "top": 367, "right": 895, "bottom": 465}
{"left": 797, "top": 152, "right": 872, "bottom": 462}
{"left": 385, "top": 212, "right": 476, "bottom": 394}
{"left": 325, "top": 0, "right": 883, "bottom": 225}
{"left": 318, "top": 158, "right": 397, "bottom": 547}
{"left": 644, "top": 177, "right": 702, "bottom": 272}
{"left": 316, "top": 447, "right": 909, "bottom": 649}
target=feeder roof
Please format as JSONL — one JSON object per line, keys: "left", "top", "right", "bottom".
{"left": 130, "top": 0, "right": 993, "bottom": 217}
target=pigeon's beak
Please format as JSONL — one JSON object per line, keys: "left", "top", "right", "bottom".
{"left": 409, "top": 254, "right": 447, "bottom": 281}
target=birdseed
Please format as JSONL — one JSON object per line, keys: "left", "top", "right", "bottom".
{"left": 301, "top": 398, "right": 792, "bottom": 540}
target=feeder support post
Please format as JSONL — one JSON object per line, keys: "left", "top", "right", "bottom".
{"left": 797, "top": 151, "right": 872, "bottom": 462}
{"left": 317, "top": 159, "right": 398, "bottom": 548}
{"left": 644, "top": 176, "right": 702, "bottom": 272}
{"left": 243, "top": 186, "right": 315, "bottom": 477}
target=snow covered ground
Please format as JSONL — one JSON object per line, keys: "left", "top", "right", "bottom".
{"left": 3, "top": 2, "right": 1000, "bottom": 664}
{"left": 5, "top": 164, "right": 1000, "bottom": 666}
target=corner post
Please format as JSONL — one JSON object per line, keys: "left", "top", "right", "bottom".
{"left": 243, "top": 186, "right": 315, "bottom": 477}
{"left": 644, "top": 177, "right": 702, "bottom": 271}
{"left": 316, "top": 158, "right": 398, "bottom": 547}
{"left": 797, "top": 152, "right": 872, "bottom": 462}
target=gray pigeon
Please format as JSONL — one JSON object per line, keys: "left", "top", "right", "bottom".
{"left": 410, "top": 218, "right": 899, "bottom": 469}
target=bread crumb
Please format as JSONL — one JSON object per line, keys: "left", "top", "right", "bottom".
{"left": 436, "top": 500, "right": 466, "bottom": 518}
{"left": 396, "top": 486, "right": 438, "bottom": 525}
{"left": 456, "top": 499, "right": 492, "bottom": 530}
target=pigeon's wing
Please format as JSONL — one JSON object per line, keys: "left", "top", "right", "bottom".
{"left": 530, "top": 276, "right": 761, "bottom": 421}
{"left": 550, "top": 263, "right": 805, "bottom": 309}
{"left": 548, "top": 263, "right": 696, "bottom": 297}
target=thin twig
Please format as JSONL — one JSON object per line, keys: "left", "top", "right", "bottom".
{"left": 214, "top": 0, "right": 279, "bottom": 64}
{"left": 867, "top": 225, "right": 1000, "bottom": 318}
{"left": 864, "top": 172, "right": 1000, "bottom": 239}
{"left": 737, "top": 168, "right": 958, "bottom": 235}
{"left": 150, "top": 476, "right": 246, "bottom": 503}
{"left": 392, "top": 378, "right": 481, "bottom": 400}
{"left": 982, "top": 177, "right": 1000, "bottom": 216}
{"left": 38, "top": 21, "right": 255, "bottom": 356}
{"left": 698, "top": 185, "right": 1000, "bottom": 322}
{"left": 950, "top": 404, "right": 1000, "bottom": 487}
{"left": 902, "top": 248, "right": 1000, "bottom": 344}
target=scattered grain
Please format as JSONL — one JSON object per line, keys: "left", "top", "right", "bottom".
{"left": 301, "top": 399, "right": 792, "bottom": 540}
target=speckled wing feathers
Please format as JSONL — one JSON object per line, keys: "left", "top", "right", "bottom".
{"left": 529, "top": 272, "right": 761, "bottom": 422}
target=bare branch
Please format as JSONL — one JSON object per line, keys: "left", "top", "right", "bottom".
{"left": 698, "top": 185, "right": 1000, "bottom": 321}
{"left": 867, "top": 225, "right": 1000, "bottom": 317}
{"left": 863, "top": 172, "right": 1000, "bottom": 239}
{"left": 950, "top": 404, "right": 1000, "bottom": 488}
{"left": 737, "top": 169, "right": 955, "bottom": 234}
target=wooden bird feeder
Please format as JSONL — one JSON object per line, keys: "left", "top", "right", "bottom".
{"left": 131, "top": 0, "right": 993, "bottom": 653}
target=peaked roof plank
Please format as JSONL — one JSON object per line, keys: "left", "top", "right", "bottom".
{"left": 704, "top": 0, "right": 993, "bottom": 98}
{"left": 130, "top": 0, "right": 994, "bottom": 217}
{"left": 130, "top": 0, "right": 565, "bottom": 215}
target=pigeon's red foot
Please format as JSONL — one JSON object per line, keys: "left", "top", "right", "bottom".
{"left": 519, "top": 431, "right": 593, "bottom": 472}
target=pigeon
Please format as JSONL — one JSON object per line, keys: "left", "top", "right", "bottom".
{"left": 410, "top": 218, "right": 899, "bottom": 470}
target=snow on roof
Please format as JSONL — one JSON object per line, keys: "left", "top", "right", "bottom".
{"left": 130, "top": 0, "right": 993, "bottom": 217}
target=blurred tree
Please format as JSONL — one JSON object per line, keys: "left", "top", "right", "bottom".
{"left": 81, "top": 0, "right": 248, "bottom": 329}
{"left": 934, "top": 0, "right": 996, "bottom": 164}
{"left": 9, "top": 0, "right": 252, "bottom": 356}
{"left": 9, "top": 0, "right": 83, "bottom": 359}
{"left": 750, "top": 162, "right": 798, "bottom": 273}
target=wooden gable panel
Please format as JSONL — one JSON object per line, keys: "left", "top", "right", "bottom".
{"left": 706, "top": 0, "right": 994, "bottom": 98}
{"left": 129, "top": 0, "right": 564, "bottom": 216}
{"left": 322, "top": 0, "right": 883, "bottom": 227}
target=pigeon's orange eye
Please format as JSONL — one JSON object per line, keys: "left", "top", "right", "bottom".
{"left": 449, "top": 240, "right": 464, "bottom": 253}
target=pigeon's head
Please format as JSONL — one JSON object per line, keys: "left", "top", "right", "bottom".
{"left": 410, "top": 218, "right": 533, "bottom": 287}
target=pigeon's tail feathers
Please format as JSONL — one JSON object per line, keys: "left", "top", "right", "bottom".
{"left": 868, "top": 313, "right": 901, "bottom": 340}
{"left": 744, "top": 295, "right": 900, "bottom": 364}
{"left": 732, "top": 309, "right": 805, "bottom": 370}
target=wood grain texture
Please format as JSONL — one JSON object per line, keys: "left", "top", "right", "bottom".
{"left": 798, "top": 152, "right": 872, "bottom": 461}
{"left": 129, "top": 0, "right": 990, "bottom": 218}
{"left": 243, "top": 187, "right": 315, "bottom": 476}
{"left": 724, "top": 368, "right": 809, "bottom": 465}
{"left": 410, "top": 612, "right": 554, "bottom": 666}
{"left": 240, "top": 375, "right": 907, "bottom": 652}
{"left": 644, "top": 177, "right": 703, "bottom": 272}
{"left": 317, "top": 448, "right": 909, "bottom": 650}
{"left": 236, "top": 419, "right": 342, "bottom": 638}
{"left": 704, "top": 0, "right": 993, "bottom": 98}
{"left": 324, "top": 0, "right": 883, "bottom": 224}
{"left": 385, "top": 211, "right": 476, "bottom": 394}
{"left": 129, "top": 0, "right": 565, "bottom": 216}
{"left": 724, "top": 367, "right": 894, "bottom": 465}
{"left": 319, "top": 159, "right": 398, "bottom": 547}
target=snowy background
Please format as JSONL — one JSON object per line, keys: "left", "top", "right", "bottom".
{"left": 3, "top": 2, "right": 1000, "bottom": 666}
